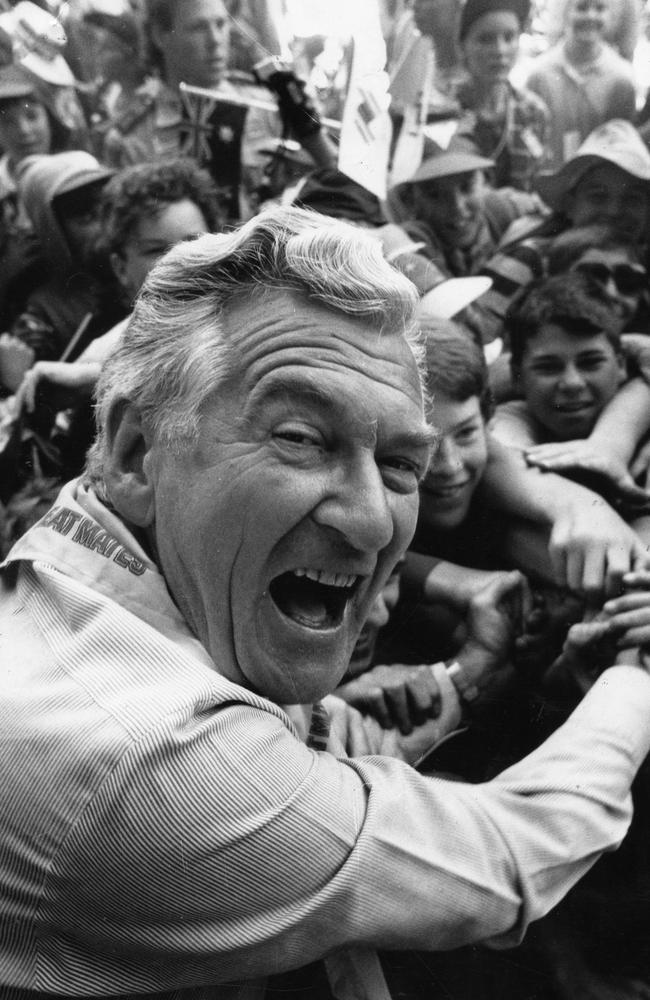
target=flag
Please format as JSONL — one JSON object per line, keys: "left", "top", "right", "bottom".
{"left": 337, "top": 0, "right": 392, "bottom": 201}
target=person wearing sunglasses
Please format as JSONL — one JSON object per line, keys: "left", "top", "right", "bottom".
{"left": 548, "top": 223, "right": 649, "bottom": 329}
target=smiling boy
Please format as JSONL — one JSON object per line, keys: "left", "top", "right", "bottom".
{"left": 493, "top": 273, "right": 631, "bottom": 447}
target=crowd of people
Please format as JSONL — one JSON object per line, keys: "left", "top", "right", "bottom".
{"left": 3, "top": 0, "right": 650, "bottom": 998}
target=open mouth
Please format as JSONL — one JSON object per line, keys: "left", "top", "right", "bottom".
{"left": 270, "top": 569, "right": 359, "bottom": 631}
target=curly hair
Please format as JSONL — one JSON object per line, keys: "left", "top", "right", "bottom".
{"left": 99, "top": 158, "right": 223, "bottom": 258}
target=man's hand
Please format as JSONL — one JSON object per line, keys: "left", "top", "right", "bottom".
{"left": 548, "top": 495, "right": 650, "bottom": 597}
{"left": 324, "top": 667, "right": 463, "bottom": 766}
{"left": 457, "top": 570, "right": 530, "bottom": 686}
{"left": 601, "top": 570, "right": 650, "bottom": 671}
{"left": 0, "top": 334, "right": 34, "bottom": 393}
{"left": 525, "top": 440, "right": 650, "bottom": 507}
{"left": 336, "top": 663, "right": 442, "bottom": 735}
{"left": 546, "top": 571, "right": 650, "bottom": 695}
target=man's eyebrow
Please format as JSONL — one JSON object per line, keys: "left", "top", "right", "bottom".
{"left": 245, "top": 373, "right": 436, "bottom": 448}
{"left": 245, "top": 374, "right": 341, "bottom": 415}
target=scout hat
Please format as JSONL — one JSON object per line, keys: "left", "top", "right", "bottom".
{"left": 0, "top": 2, "right": 74, "bottom": 87}
{"left": 419, "top": 276, "right": 493, "bottom": 319}
{"left": 397, "top": 135, "right": 494, "bottom": 193}
{"left": 536, "top": 120, "right": 650, "bottom": 211}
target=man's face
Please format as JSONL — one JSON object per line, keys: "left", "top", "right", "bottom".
{"left": 419, "top": 393, "right": 488, "bottom": 531}
{"left": 566, "top": 165, "right": 649, "bottom": 242}
{"left": 517, "top": 323, "right": 625, "bottom": 440}
{"left": 462, "top": 11, "right": 521, "bottom": 86}
{"left": 140, "top": 290, "right": 431, "bottom": 704}
{"left": 0, "top": 98, "right": 51, "bottom": 165}
{"left": 114, "top": 198, "right": 209, "bottom": 300}
{"left": 566, "top": 0, "right": 609, "bottom": 42}
{"left": 158, "top": 0, "right": 230, "bottom": 89}
{"left": 411, "top": 170, "right": 485, "bottom": 251}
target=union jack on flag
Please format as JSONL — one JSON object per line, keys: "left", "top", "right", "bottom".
{"left": 180, "top": 87, "right": 217, "bottom": 165}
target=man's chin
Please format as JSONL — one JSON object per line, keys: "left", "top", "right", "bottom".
{"left": 239, "top": 606, "right": 357, "bottom": 704}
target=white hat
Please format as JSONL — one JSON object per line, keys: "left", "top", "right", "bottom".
{"left": 418, "top": 276, "right": 492, "bottom": 319}
{"left": 0, "top": 2, "right": 74, "bottom": 88}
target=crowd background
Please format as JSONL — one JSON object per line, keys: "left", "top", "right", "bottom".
{"left": 3, "top": 0, "right": 650, "bottom": 998}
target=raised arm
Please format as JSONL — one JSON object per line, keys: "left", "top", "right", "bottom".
{"left": 481, "top": 434, "right": 650, "bottom": 594}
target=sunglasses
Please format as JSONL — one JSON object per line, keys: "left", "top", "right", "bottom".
{"left": 575, "top": 261, "right": 647, "bottom": 296}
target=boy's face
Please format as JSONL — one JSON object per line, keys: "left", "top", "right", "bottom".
{"left": 572, "top": 247, "right": 646, "bottom": 325}
{"left": 113, "top": 198, "right": 209, "bottom": 300}
{"left": 517, "top": 323, "right": 625, "bottom": 441}
{"left": 566, "top": 0, "right": 609, "bottom": 42}
{"left": 0, "top": 98, "right": 51, "bottom": 164}
{"left": 566, "top": 165, "right": 649, "bottom": 242}
{"left": 411, "top": 170, "right": 485, "bottom": 251}
{"left": 419, "top": 393, "right": 488, "bottom": 531}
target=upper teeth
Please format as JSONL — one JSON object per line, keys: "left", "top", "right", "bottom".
{"left": 293, "top": 569, "right": 357, "bottom": 588}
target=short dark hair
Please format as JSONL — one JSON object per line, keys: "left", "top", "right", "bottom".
{"left": 508, "top": 273, "right": 622, "bottom": 371}
{"left": 99, "top": 159, "right": 223, "bottom": 258}
{"left": 547, "top": 224, "right": 642, "bottom": 275}
{"left": 421, "top": 318, "right": 492, "bottom": 418}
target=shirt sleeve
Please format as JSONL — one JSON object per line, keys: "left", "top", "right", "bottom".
{"left": 47, "top": 666, "right": 650, "bottom": 989}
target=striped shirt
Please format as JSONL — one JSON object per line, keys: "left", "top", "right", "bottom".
{"left": 2, "top": 480, "right": 650, "bottom": 998}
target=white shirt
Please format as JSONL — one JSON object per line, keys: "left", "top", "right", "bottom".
{"left": 2, "top": 479, "right": 650, "bottom": 998}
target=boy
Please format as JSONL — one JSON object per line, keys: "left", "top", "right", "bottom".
{"left": 493, "top": 273, "right": 630, "bottom": 447}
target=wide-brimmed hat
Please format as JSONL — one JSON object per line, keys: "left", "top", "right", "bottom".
{"left": 0, "top": 2, "right": 74, "bottom": 88}
{"left": 17, "top": 151, "right": 113, "bottom": 200}
{"left": 0, "top": 62, "right": 36, "bottom": 102}
{"left": 419, "top": 276, "right": 492, "bottom": 319}
{"left": 459, "top": 0, "right": 530, "bottom": 40}
{"left": 397, "top": 135, "right": 494, "bottom": 192}
{"left": 536, "top": 120, "right": 650, "bottom": 211}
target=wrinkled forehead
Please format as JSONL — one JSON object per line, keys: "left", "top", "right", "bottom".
{"left": 222, "top": 286, "right": 421, "bottom": 385}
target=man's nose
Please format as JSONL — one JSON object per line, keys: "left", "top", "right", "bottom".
{"left": 313, "top": 455, "right": 394, "bottom": 553}
{"left": 207, "top": 22, "right": 226, "bottom": 46}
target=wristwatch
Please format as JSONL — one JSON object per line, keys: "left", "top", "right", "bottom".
{"left": 446, "top": 659, "right": 480, "bottom": 703}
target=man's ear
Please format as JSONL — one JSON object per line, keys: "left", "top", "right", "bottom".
{"left": 103, "top": 399, "right": 156, "bottom": 528}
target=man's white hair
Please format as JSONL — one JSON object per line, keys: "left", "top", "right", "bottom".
{"left": 86, "top": 205, "right": 423, "bottom": 493}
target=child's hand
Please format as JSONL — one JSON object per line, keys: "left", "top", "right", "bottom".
{"left": 0, "top": 334, "right": 34, "bottom": 393}
{"left": 525, "top": 440, "right": 650, "bottom": 507}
